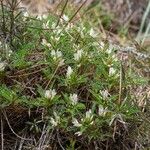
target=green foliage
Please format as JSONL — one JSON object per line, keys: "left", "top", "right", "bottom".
{"left": 0, "top": 85, "right": 17, "bottom": 107}
{"left": 0, "top": 7, "right": 148, "bottom": 148}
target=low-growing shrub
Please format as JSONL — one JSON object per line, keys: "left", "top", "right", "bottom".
{"left": 0, "top": 3, "right": 149, "bottom": 150}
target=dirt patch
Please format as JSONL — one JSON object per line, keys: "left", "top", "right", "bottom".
{"left": 101, "top": 0, "right": 148, "bottom": 36}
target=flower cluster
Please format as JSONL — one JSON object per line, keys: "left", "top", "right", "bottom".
{"left": 51, "top": 50, "right": 65, "bottom": 67}
{"left": 0, "top": 57, "right": 7, "bottom": 72}
{"left": 85, "top": 109, "right": 94, "bottom": 122}
{"left": 37, "top": 14, "right": 48, "bottom": 20}
{"left": 109, "top": 67, "right": 116, "bottom": 76}
{"left": 98, "top": 105, "right": 108, "bottom": 116}
{"left": 74, "top": 49, "right": 83, "bottom": 61}
{"left": 62, "top": 14, "right": 69, "bottom": 22}
{"left": 43, "top": 20, "right": 50, "bottom": 29}
{"left": 69, "top": 93, "right": 78, "bottom": 105}
{"left": 0, "top": 61, "right": 6, "bottom": 72}
{"left": 100, "top": 89, "right": 110, "bottom": 99}
{"left": 51, "top": 50, "right": 62, "bottom": 60}
{"left": 89, "top": 28, "right": 98, "bottom": 38}
{"left": 45, "top": 89, "right": 56, "bottom": 99}
{"left": 41, "top": 39, "right": 51, "bottom": 48}
{"left": 66, "top": 66, "right": 73, "bottom": 79}
{"left": 50, "top": 112, "right": 60, "bottom": 127}
{"left": 72, "top": 109, "right": 94, "bottom": 136}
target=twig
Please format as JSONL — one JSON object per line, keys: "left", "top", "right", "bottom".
{"left": 7, "top": 66, "right": 48, "bottom": 78}
{"left": 66, "top": 0, "right": 87, "bottom": 25}
{"left": 56, "top": 129, "right": 65, "bottom": 150}
{"left": 2, "top": 110, "right": 32, "bottom": 141}
{"left": 1, "top": 113, "right": 4, "bottom": 150}
{"left": 118, "top": 62, "right": 123, "bottom": 105}
{"left": 45, "top": 64, "right": 60, "bottom": 90}
{"left": 0, "top": 0, "right": 6, "bottom": 38}
{"left": 56, "top": 0, "right": 69, "bottom": 27}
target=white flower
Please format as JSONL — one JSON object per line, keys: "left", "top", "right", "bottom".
{"left": 43, "top": 20, "right": 50, "bottom": 29}
{"left": 66, "top": 66, "right": 73, "bottom": 78}
{"left": 89, "top": 28, "right": 98, "bottom": 38}
{"left": 41, "top": 39, "right": 51, "bottom": 48}
{"left": 42, "top": 14, "right": 48, "bottom": 19}
{"left": 99, "top": 42, "right": 105, "bottom": 49}
{"left": 8, "top": 50, "right": 12, "bottom": 57}
{"left": 23, "top": 12, "right": 29, "bottom": 17}
{"left": 85, "top": 109, "right": 93, "bottom": 120}
{"left": 62, "top": 14, "right": 69, "bottom": 22}
{"left": 75, "top": 131, "right": 82, "bottom": 136}
{"left": 77, "top": 63, "right": 81, "bottom": 68}
{"left": 92, "top": 42, "right": 99, "bottom": 46}
{"left": 51, "top": 50, "right": 56, "bottom": 56}
{"left": 58, "top": 59, "right": 65, "bottom": 67}
{"left": 90, "top": 121, "right": 94, "bottom": 125}
{"left": 37, "top": 15, "right": 43, "bottom": 20}
{"left": 72, "top": 118, "right": 82, "bottom": 127}
{"left": 45, "top": 89, "right": 56, "bottom": 99}
{"left": 41, "top": 39, "right": 47, "bottom": 45}
{"left": 77, "top": 24, "right": 85, "bottom": 32}
{"left": 50, "top": 118, "right": 58, "bottom": 127}
{"left": 0, "top": 61, "right": 6, "bottom": 71}
{"left": 50, "top": 112, "right": 60, "bottom": 127}
{"left": 51, "top": 23, "right": 56, "bottom": 29}
{"left": 53, "top": 28, "right": 62, "bottom": 35}
{"left": 55, "top": 37, "right": 60, "bottom": 41}
{"left": 112, "top": 54, "right": 118, "bottom": 62}
{"left": 37, "top": 14, "right": 48, "bottom": 20}
{"left": 54, "top": 50, "right": 62, "bottom": 58}
{"left": 100, "top": 90, "right": 109, "bottom": 99}
{"left": 66, "top": 23, "right": 74, "bottom": 31}
{"left": 74, "top": 49, "right": 83, "bottom": 61}
{"left": 109, "top": 67, "right": 116, "bottom": 76}
{"left": 70, "top": 94, "right": 78, "bottom": 105}
{"left": 46, "top": 42, "right": 51, "bottom": 48}
{"left": 51, "top": 35, "right": 60, "bottom": 41}
{"left": 106, "top": 44, "right": 114, "bottom": 54}
{"left": 54, "top": 112, "right": 60, "bottom": 122}
{"left": 51, "top": 50, "right": 62, "bottom": 60}
{"left": 98, "top": 105, "right": 107, "bottom": 116}
{"left": 55, "top": 50, "right": 62, "bottom": 58}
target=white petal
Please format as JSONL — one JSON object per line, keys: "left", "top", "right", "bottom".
{"left": 109, "top": 67, "right": 116, "bottom": 76}
{"left": 75, "top": 131, "right": 82, "bottom": 136}
{"left": 0, "top": 62, "right": 6, "bottom": 71}
{"left": 50, "top": 118, "right": 57, "bottom": 127}
{"left": 70, "top": 94, "right": 78, "bottom": 105}
{"left": 72, "top": 118, "right": 82, "bottom": 127}
{"left": 66, "top": 66, "right": 73, "bottom": 78}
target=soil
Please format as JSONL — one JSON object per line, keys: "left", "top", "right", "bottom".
{"left": 101, "top": 0, "right": 148, "bottom": 36}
